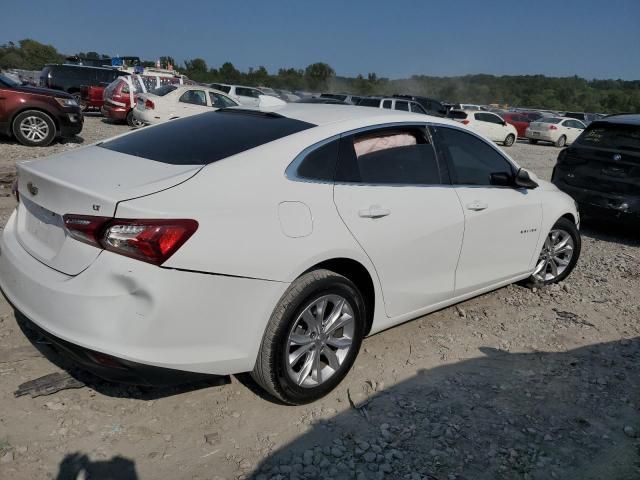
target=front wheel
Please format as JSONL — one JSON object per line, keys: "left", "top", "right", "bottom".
{"left": 252, "top": 269, "right": 365, "bottom": 404}
{"left": 12, "top": 110, "right": 57, "bottom": 147}
{"left": 530, "top": 217, "right": 581, "bottom": 285}
{"left": 504, "top": 134, "right": 515, "bottom": 147}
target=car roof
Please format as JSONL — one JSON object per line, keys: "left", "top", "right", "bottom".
{"left": 237, "top": 103, "right": 459, "bottom": 129}
{"left": 593, "top": 114, "right": 640, "bottom": 126}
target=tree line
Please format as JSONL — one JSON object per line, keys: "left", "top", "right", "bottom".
{"left": 2, "top": 39, "right": 639, "bottom": 113}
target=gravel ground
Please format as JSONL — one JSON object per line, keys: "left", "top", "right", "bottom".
{"left": 0, "top": 118, "right": 639, "bottom": 480}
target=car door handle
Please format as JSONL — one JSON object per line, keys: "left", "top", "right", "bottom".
{"left": 466, "top": 201, "right": 488, "bottom": 211}
{"left": 358, "top": 206, "right": 391, "bottom": 218}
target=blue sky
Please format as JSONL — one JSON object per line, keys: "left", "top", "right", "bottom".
{"left": 4, "top": 0, "right": 639, "bottom": 80}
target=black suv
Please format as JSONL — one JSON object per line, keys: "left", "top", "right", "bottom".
{"left": 392, "top": 95, "right": 446, "bottom": 117}
{"left": 552, "top": 114, "right": 640, "bottom": 223}
{"left": 40, "top": 65, "right": 128, "bottom": 105}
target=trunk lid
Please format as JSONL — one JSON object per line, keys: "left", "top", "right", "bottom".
{"left": 16, "top": 145, "right": 202, "bottom": 275}
{"left": 561, "top": 146, "right": 640, "bottom": 196}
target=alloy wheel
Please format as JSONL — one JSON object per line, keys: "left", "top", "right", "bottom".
{"left": 285, "top": 294, "right": 355, "bottom": 388}
{"left": 533, "top": 229, "right": 575, "bottom": 282}
{"left": 19, "top": 116, "right": 50, "bottom": 143}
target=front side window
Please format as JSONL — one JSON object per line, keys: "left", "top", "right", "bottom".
{"left": 358, "top": 98, "right": 381, "bottom": 107}
{"left": 179, "top": 90, "right": 207, "bottom": 106}
{"left": 336, "top": 127, "right": 440, "bottom": 185}
{"left": 395, "top": 101, "right": 409, "bottom": 112}
{"left": 209, "top": 92, "right": 237, "bottom": 108}
{"left": 436, "top": 127, "right": 514, "bottom": 186}
{"left": 411, "top": 103, "right": 427, "bottom": 114}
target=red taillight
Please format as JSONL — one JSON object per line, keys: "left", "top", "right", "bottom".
{"left": 63, "top": 215, "right": 198, "bottom": 265}
{"left": 461, "top": 119, "right": 470, "bottom": 125}
{"left": 549, "top": 125, "right": 558, "bottom": 130}
{"left": 145, "top": 99, "right": 155, "bottom": 109}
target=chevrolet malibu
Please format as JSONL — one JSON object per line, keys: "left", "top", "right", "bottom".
{"left": 0, "top": 105, "right": 581, "bottom": 404}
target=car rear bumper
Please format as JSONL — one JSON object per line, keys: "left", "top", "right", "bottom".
{"left": 101, "top": 102, "right": 129, "bottom": 122}
{"left": 526, "top": 131, "right": 554, "bottom": 142}
{"left": 552, "top": 179, "right": 640, "bottom": 222}
{"left": 0, "top": 211, "right": 289, "bottom": 381}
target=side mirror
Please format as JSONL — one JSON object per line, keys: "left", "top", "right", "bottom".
{"left": 514, "top": 168, "right": 538, "bottom": 189}
{"left": 502, "top": 121, "right": 507, "bottom": 126}
{"left": 490, "top": 172, "right": 513, "bottom": 187}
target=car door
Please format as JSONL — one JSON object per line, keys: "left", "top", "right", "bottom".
{"left": 432, "top": 125, "right": 543, "bottom": 296}
{"left": 333, "top": 125, "right": 465, "bottom": 318}
{"left": 472, "top": 112, "right": 499, "bottom": 140}
{"left": 565, "top": 120, "right": 584, "bottom": 143}
{"left": 235, "top": 87, "right": 260, "bottom": 106}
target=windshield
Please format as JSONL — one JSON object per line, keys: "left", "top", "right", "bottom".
{"left": 152, "top": 84, "right": 178, "bottom": 96}
{"left": 577, "top": 123, "right": 640, "bottom": 152}
{"left": 0, "top": 74, "right": 19, "bottom": 87}
{"left": 536, "top": 117, "right": 562, "bottom": 124}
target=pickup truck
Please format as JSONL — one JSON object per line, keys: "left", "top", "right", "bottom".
{"left": 80, "top": 84, "right": 106, "bottom": 111}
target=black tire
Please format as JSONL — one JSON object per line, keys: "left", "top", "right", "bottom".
{"left": 252, "top": 269, "right": 366, "bottom": 404}
{"left": 11, "top": 110, "right": 56, "bottom": 147}
{"left": 555, "top": 135, "right": 567, "bottom": 148}
{"left": 126, "top": 109, "right": 143, "bottom": 128}
{"left": 504, "top": 134, "right": 515, "bottom": 147}
{"left": 528, "top": 217, "right": 581, "bottom": 286}
{"left": 528, "top": 138, "right": 538, "bottom": 145}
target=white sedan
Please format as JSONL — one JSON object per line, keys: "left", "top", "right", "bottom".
{"left": 448, "top": 109, "right": 519, "bottom": 146}
{"left": 526, "top": 117, "right": 586, "bottom": 147}
{"left": 133, "top": 85, "right": 239, "bottom": 125}
{"left": 1, "top": 105, "right": 581, "bottom": 404}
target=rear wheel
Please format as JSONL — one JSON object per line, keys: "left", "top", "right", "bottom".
{"left": 12, "top": 110, "right": 56, "bottom": 147}
{"left": 528, "top": 138, "right": 538, "bottom": 145}
{"left": 504, "top": 134, "right": 515, "bottom": 147}
{"left": 126, "top": 109, "right": 144, "bottom": 128}
{"left": 252, "top": 269, "right": 365, "bottom": 404}
{"left": 555, "top": 135, "right": 566, "bottom": 147}
{"left": 529, "top": 217, "right": 580, "bottom": 285}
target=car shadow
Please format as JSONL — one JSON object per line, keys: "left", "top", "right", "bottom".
{"left": 250, "top": 338, "right": 640, "bottom": 480}
{"left": 580, "top": 218, "right": 640, "bottom": 247}
{"left": 55, "top": 452, "right": 138, "bottom": 480}
{"left": 14, "top": 310, "right": 230, "bottom": 401}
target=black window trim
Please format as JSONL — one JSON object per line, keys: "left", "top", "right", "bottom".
{"left": 430, "top": 123, "right": 520, "bottom": 189}
{"left": 286, "top": 122, "right": 449, "bottom": 187}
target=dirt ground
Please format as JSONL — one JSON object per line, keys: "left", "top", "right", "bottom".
{"left": 0, "top": 117, "right": 639, "bottom": 480}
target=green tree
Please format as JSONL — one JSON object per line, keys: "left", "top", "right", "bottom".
{"left": 304, "top": 62, "right": 335, "bottom": 90}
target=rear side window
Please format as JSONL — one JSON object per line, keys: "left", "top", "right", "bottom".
{"left": 336, "top": 127, "right": 441, "bottom": 185}
{"left": 100, "top": 111, "right": 315, "bottom": 165}
{"left": 436, "top": 127, "right": 514, "bottom": 185}
{"left": 577, "top": 123, "right": 640, "bottom": 152}
{"left": 211, "top": 84, "right": 231, "bottom": 93}
{"left": 289, "top": 139, "right": 339, "bottom": 182}
{"left": 179, "top": 90, "right": 207, "bottom": 106}
{"left": 382, "top": 100, "right": 392, "bottom": 109}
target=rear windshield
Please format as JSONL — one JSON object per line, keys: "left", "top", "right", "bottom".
{"left": 152, "top": 84, "right": 178, "bottom": 96}
{"left": 357, "top": 98, "right": 381, "bottom": 107}
{"left": 577, "top": 123, "right": 640, "bottom": 152}
{"left": 447, "top": 110, "right": 468, "bottom": 119}
{"left": 99, "top": 110, "right": 315, "bottom": 165}
{"left": 537, "top": 117, "right": 562, "bottom": 124}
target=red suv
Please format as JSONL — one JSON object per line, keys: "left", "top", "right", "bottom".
{"left": 0, "top": 73, "right": 83, "bottom": 146}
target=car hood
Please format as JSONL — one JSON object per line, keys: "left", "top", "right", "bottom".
{"left": 13, "top": 84, "right": 74, "bottom": 98}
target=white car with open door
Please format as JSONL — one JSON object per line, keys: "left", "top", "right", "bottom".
{"left": 526, "top": 117, "right": 586, "bottom": 147}
{"left": 448, "top": 109, "right": 518, "bottom": 146}
{"left": 0, "top": 105, "right": 580, "bottom": 404}
{"left": 133, "top": 85, "right": 239, "bottom": 125}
